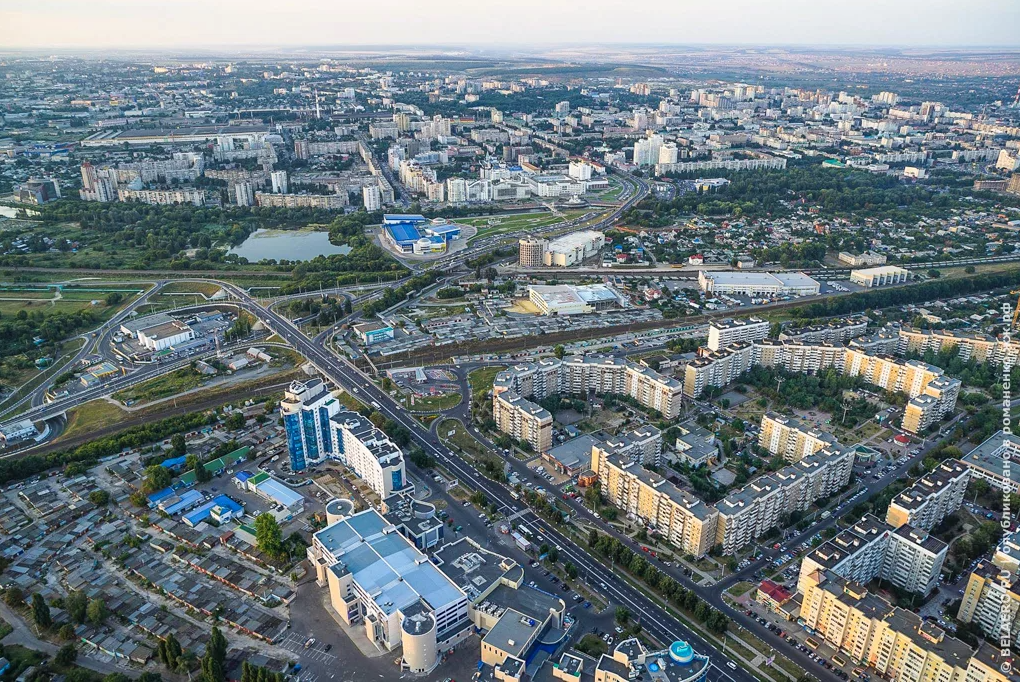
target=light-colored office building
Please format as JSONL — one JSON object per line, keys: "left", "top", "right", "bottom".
{"left": 838, "top": 251, "right": 887, "bottom": 267}
{"left": 518, "top": 237, "right": 547, "bottom": 268}
{"left": 707, "top": 317, "right": 769, "bottom": 351}
{"left": 308, "top": 508, "right": 470, "bottom": 667}
{"left": 849, "top": 266, "right": 911, "bottom": 288}
{"left": 136, "top": 319, "right": 195, "bottom": 352}
{"left": 542, "top": 230, "right": 605, "bottom": 267}
{"left": 962, "top": 431, "right": 1020, "bottom": 493}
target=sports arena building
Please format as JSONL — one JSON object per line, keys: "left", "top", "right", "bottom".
{"left": 382, "top": 214, "right": 462, "bottom": 255}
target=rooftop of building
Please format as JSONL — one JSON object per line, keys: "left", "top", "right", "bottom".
{"left": 433, "top": 537, "right": 515, "bottom": 603}
{"left": 546, "top": 230, "right": 604, "bottom": 252}
{"left": 313, "top": 509, "right": 464, "bottom": 617}
{"left": 963, "top": 431, "right": 1020, "bottom": 480}
{"left": 710, "top": 317, "right": 767, "bottom": 330}
{"left": 546, "top": 435, "right": 599, "bottom": 472}
{"left": 482, "top": 608, "right": 542, "bottom": 658}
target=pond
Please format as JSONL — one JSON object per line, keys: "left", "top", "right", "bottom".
{"left": 0, "top": 206, "right": 39, "bottom": 218}
{"left": 227, "top": 229, "right": 352, "bottom": 262}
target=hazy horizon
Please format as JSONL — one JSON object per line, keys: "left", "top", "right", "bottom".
{"left": 3, "top": 0, "right": 1019, "bottom": 51}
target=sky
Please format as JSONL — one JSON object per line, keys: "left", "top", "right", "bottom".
{"left": 2, "top": 0, "right": 1019, "bottom": 50}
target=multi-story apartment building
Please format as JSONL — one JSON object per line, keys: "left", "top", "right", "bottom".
{"left": 492, "top": 392, "right": 553, "bottom": 453}
{"left": 881, "top": 525, "right": 949, "bottom": 595}
{"left": 758, "top": 412, "right": 840, "bottom": 462}
{"left": 715, "top": 446, "right": 853, "bottom": 554}
{"left": 752, "top": 339, "right": 847, "bottom": 374}
{"left": 281, "top": 378, "right": 339, "bottom": 472}
{"left": 902, "top": 376, "right": 961, "bottom": 434}
{"left": 957, "top": 562, "right": 1020, "bottom": 647}
{"left": 329, "top": 411, "right": 409, "bottom": 500}
{"left": 622, "top": 364, "right": 683, "bottom": 419}
{"left": 707, "top": 317, "right": 770, "bottom": 351}
{"left": 255, "top": 192, "right": 347, "bottom": 209}
{"left": 683, "top": 342, "right": 754, "bottom": 397}
{"left": 118, "top": 187, "right": 205, "bottom": 206}
{"left": 886, "top": 459, "right": 969, "bottom": 530}
{"left": 797, "top": 514, "right": 892, "bottom": 593}
{"left": 842, "top": 351, "right": 944, "bottom": 398}
{"left": 493, "top": 355, "right": 682, "bottom": 420}
{"left": 798, "top": 570, "right": 1008, "bottom": 682}
{"left": 597, "top": 425, "right": 663, "bottom": 466}
{"left": 798, "top": 513, "right": 946, "bottom": 596}
{"left": 779, "top": 317, "right": 869, "bottom": 345}
{"left": 897, "top": 327, "right": 1020, "bottom": 367}
{"left": 590, "top": 448, "right": 719, "bottom": 557}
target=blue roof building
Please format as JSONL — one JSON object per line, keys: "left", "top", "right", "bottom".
{"left": 182, "top": 494, "right": 244, "bottom": 527}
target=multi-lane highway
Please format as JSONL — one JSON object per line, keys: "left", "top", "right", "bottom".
{"left": 214, "top": 281, "right": 768, "bottom": 682}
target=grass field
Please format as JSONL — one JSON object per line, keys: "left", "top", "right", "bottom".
{"left": 438, "top": 418, "right": 486, "bottom": 460}
{"left": 398, "top": 390, "right": 462, "bottom": 412}
{"left": 161, "top": 281, "right": 224, "bottom": 296}
{"left": 468, "top": 366, "right": 506, "bottom": 397}
{"left": 112, "top": 367, "right": 208, "bottom": 404}
{"left": 458, "top": 210, "right": 588, "bottom": 241}
{"left": 57, "top": 399, "right": 129, "bottom": 442}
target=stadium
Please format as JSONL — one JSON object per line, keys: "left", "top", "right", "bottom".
{"left": 382, "top": 214, "right": 462, "bottom": 255}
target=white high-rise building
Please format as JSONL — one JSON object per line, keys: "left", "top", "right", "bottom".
{"left": 363, "top": 184, "right": 382, "bottom": 212}
{"left": 234, "top": 182, "right": 254, "bottom": 207}
{"left": 658, "top": 142, "right": 679, "bottom": 165}
{"left": 270, "top": 170, "right": 289, "bottom": 194}
{"left": 568, "top": 160, "right": 593, "bottom": 181}
{"left": 633, "top": 134, "right": 664, "bottom": 167}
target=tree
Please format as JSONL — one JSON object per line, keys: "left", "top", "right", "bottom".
{"left": 201, "top": 627, "right": 228, "bottom": 682}
{"left": 87, "top": 598, "right": 109, "bottom": 625}
{"left": 59, "top": 623, "right": 77, "bottom": 641}
{"left": 171, "top": 434, "right": 187, "bottom": 456}
{"left": 65, "top": 590, "right": 88, "bottom": 623}
{"left": 615, "top": 606, "right": 631, "bottom": 625}
{"left": 965, "top": 265, "right": 976, "bottom": 274}
{"left": 88, "top": 490, "right": 111, "bottom": 506}
{"left": 927, "top": 268, "right": 941, "bottom": 279}
{"left": 254, "top": 513, "right": 284, "bottom": 558}
{"left": 138, "top": 673, "right": 164, "bottom": 682}
{"left": 4, "top": 586, "right": 24, "bottom": 608}
{"left": 55, "top": 643, "right": 78, "bottom": 666}
{"left": 31, "top": 592, "right": 52, "bottom": 629}
{"left": 225, "top": 412, "right": 246, "bottom": 430}
{"left": 553, "top": 345, "right": 566, "bottom": 359}
{"left": 142, "top": 465, "right": 172, "bottom": 494}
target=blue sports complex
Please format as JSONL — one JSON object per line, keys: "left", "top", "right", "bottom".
{"left": 382, "top": 214, "right": 461, "bottom": 254}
